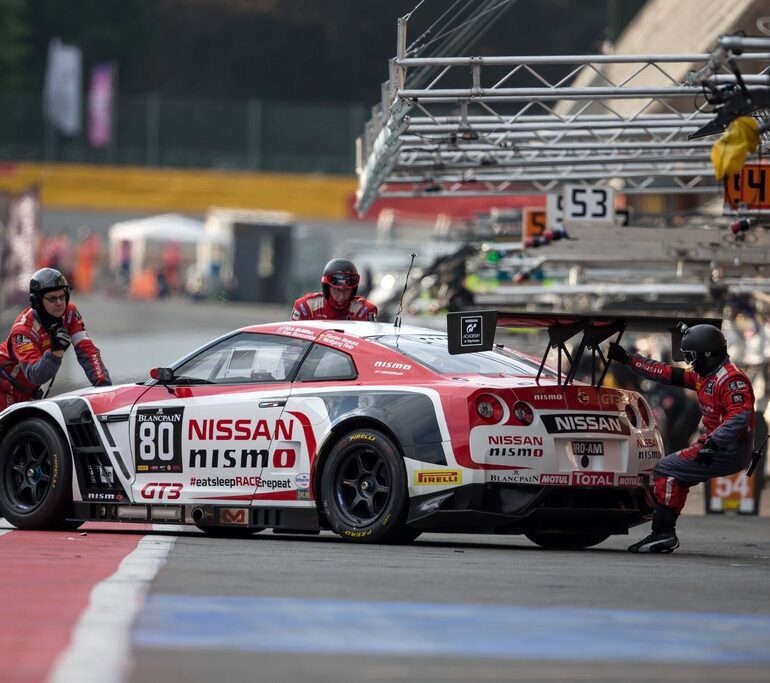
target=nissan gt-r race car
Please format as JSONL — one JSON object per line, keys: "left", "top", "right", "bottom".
{"left": 0, "top": 312, "right": 691, "bottom": 549}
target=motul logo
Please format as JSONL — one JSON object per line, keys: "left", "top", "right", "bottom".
{"left": 415, "top": 470, "right": 462, "bottom": 485}
{"left": 140, "top": 482, "right": 182, "bottom": 500}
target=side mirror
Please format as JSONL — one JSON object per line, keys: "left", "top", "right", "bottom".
{"left": 150, "top": 367, "right": 175, "bottom": 383}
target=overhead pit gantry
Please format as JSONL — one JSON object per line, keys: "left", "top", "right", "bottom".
{"left": 355, "top": 12, "right": 770, "bottom": 215}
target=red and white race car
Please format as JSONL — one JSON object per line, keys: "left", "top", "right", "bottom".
{"left": 0, "top": 313, "right": 676, "bottom": 549}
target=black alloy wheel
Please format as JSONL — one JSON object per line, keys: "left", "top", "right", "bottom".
{"left": 321, "top": 428, "right": 414, "bottom": 544}
{"left": 0, "top": 417, "right": 75, "bottom": 529}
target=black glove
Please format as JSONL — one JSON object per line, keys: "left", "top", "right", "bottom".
{"left": 51, "top": 325, "right": 71, "bottom": 352}
{"left": 695, "top": 439, "right": 717, "bottom": 466}
{"left": 608, "top": 342, "right": 630, "bottom": 365}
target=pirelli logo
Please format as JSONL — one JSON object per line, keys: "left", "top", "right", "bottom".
{"left": 414, "top": 469, "right": 462, "bottom": 485}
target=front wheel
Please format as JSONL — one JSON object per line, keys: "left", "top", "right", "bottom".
{"left": 321, "top": 428, "right": 411, "bottom": 544}
{"left": 0, "top": 417, "right": 74, "bottom": 530}
{"left": 525, "top": 530, "right": 609, "bottom": 550}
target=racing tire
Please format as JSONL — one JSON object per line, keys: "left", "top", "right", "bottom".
{"left": 525, "top": 530, "right": 610, "bottom": 550}
{"left": 195, "top": 525, "right": 265, "bottom": 538}
{"left": 321, "top": 428, "right": 412, "bottom": 544}
{"left": 0, "top": 417, "right": 74, "bottom": 530}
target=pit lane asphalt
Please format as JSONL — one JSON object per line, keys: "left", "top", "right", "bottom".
{"left": 3, "top": 296, "right": 770, "bottom": 682}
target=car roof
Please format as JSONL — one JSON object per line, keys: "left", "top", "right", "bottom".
{"left": 240, "top": 320, "right": 445, "bottom": 340}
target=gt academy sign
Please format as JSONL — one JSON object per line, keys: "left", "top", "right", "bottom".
{"left": 447, "top": 310, "right": 497, "bottom": 355}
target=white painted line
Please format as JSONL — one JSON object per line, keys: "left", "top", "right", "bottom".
{"left": 0, "top": 518, "right": 14, "bottom": 536}
{"left": 46, "top": 532, "right": 177, "bottom": 683}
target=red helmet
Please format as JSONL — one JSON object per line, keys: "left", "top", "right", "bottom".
{"left": 321, "top": 258, "right": 359, "bottom": 307}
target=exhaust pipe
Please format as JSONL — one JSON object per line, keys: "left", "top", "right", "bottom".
{"left": 190, "top": 507, "right": 205, "bottom": 523}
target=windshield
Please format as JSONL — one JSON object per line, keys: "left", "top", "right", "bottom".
{"left": 373, "top": 334, "right": 553, "bottom": 377}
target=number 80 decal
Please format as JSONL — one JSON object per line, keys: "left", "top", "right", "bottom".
{"left": 134, "top": 407, "right": 185, "bottom": 472}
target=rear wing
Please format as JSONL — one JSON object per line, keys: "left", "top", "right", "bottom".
{"left": 447, "top": 310, "right": 722, "bottom": 388}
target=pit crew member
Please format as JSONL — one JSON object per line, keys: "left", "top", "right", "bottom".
{"left": 0, "top": 268, "right": 112, "bottom": 408}
{"left": 609, "top": 324, "right": 754, "bottom": 553}
{"left": 291, "top": 258, "right": 377, "bottom": 321}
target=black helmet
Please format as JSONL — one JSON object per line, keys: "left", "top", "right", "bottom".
{"left": 680, "top": 324, "right": 727, "bottom": 375}
{"left": 321, "top": 258, "right": 359, "bottom": 304}
{"left": 30, "top": 267, "right": 70, "bottom": 310}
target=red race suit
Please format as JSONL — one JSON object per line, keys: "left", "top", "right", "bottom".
{"left": 0, "top": 304, "right": 111, "bottom": 409}
{"left": 291, "top": 292, "right": 377, "bottom": 321}
{"left": 628, "top": 353, "right": 755, "bottom": 513}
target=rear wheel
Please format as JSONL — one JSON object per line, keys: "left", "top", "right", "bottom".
{"left": 321, "top": 428, "right": 412, "bottom": 544}
{"left": 525, "top": 530, "right": 609, "bottom": 550}
{"left": 0, "top": 417, "right": 74, "bottom": 530}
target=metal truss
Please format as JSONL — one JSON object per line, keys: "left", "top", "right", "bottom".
{"left": 355, "top": 19, "right": 770, "bottom": 215}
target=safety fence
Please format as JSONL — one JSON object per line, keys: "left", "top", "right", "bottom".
{"left": 0, "top": 93, "right": 368, "bottom": 175}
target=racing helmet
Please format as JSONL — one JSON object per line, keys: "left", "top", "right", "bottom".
{"left": 680, "top": 324, "right": 727, "bottom": 375}
{"left": 29, "top": 268, "right": 70, "bottom": 310}
{"left": 321, "top": 258, "right": 360, "bottom": 306}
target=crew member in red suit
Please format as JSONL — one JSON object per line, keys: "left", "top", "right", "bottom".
{"left": 291, "top": 258, "right": 377, "bottom": 321}
{"left": 609, "top": 324, "right": 754, "bottom": 553}
{"left": 0, "top": 268, "right": 111, "bottom": 409}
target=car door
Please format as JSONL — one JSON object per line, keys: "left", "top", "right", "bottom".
{"left": 129, "top": 332, "right": 310, "bottom": 505}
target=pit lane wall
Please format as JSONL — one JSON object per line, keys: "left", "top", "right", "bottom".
{"left": 0, "top": 162, "right": 357, "bottom": 220}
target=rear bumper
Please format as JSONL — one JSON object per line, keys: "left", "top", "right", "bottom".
{"left": 406, "top": 483, "right": 654, "bottom": 535}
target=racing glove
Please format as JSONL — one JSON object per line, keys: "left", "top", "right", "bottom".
{"left": 608, "top": 342, "right": 630, "bottom": 365}
{"left": 51, "top": 325, "right": 72, "bottom": 353}
{"left": 695, "top": 439, "right": 718, "bottom": 466}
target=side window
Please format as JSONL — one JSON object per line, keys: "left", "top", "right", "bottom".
{"left": 296, "top": 345, "right": 357, "bottom": 382}
{"left": 174, "top": 333, "right": 310, "bottom": 384}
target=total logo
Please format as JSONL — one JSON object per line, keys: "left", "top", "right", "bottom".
{"left": 571, "top": 472, "right": 613, "bottom": 487}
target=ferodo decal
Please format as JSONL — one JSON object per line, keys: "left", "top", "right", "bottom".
{"left": 414, "top": 470, "right": 462, "bottom": 485}
{"left": 541, "top": 414, "right": 629, "bottom": 435}
{"left": 135, "top": 407, "right": 184, "bottom": 472}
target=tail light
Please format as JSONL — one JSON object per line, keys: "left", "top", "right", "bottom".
{"left": 475, "top": 394, "right": 504, "bottom": 423}
{"left": 625, "top": 404, "right": 639, "bottom": 428}
{"left": 513, "top": 401, "right": 534, "bottom": 425}
{"left": 637, "top": 399, "right": 650, "bottom": 428}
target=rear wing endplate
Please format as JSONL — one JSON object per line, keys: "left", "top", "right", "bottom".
{"left": 447, "top": 310, "right": 722, "bottom": 388}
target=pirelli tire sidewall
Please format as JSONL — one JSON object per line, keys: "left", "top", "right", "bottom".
{"left": 321, "top": 428, "right": 409, "bottom": 544}
{"left": 0, "top": 416, "right": 74, "bottom": 530}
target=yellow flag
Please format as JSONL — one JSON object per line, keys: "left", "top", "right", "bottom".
{"left": 711, "top": 116, "right": 760, "bottom": 180}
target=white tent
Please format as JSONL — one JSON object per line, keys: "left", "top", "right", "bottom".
{"left": 108, "top": 213, "right": 211, "bottom": 281}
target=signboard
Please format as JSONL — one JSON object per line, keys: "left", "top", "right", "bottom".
{"left": 705, "top": 471, "right": 760, "bottom": 515}
{"left": 522, "top": 207, "right": 547, "bottom": 245}
{"left": 546, "top": 193, "right": 564, "bottom": 231}
{"left": 447, "top": 310, "right": 497, "bottom": 355}
{"left": 723, "top": 163, "right": 770, "bottom": 211}
{"left": 562, "top": 185, "right": 615, "bottom": 226}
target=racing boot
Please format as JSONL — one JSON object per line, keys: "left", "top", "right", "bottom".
{"left": 628, "top": 504, "right": 679, "bottom": 553}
